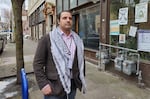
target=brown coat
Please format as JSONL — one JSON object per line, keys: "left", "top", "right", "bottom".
{"left": 33, "top": 34, "right": 84, "bottom": 96}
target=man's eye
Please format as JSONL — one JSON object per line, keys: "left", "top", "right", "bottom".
{"left": 69, "top": 17, "right": 72, "bottom": 20}
{"left": 62, "top": 17, "right": 67, "bottom": 19}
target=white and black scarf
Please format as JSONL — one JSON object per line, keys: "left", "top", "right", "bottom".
{"left": 49, "top": 27, "right": 86, "bottom": 94}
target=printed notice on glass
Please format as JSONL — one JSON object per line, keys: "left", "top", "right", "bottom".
{"left": 129, "top": 26, "right": 137, "bottom": 37}
{"left": 119, "top": 34, "right": 126, "bottom": 44}
{"left": 118, "top": 7, "right": 128, "bottom": 25}
{"left": 138, "top": 30, "right": 150, "bottom": 52}
{"left": 110, "top": 20, "right": 120, "bottom": 35}
{"left": 135, "top": 3, "right": 148, "bottom": 23}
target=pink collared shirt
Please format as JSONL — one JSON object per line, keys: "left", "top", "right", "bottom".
{"left": 61, "top": 32, "right": 76, "bottom": 69}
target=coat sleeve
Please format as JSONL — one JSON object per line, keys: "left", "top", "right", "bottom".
{"left": 33, "top": 35, "right": 49, "bottom": 90}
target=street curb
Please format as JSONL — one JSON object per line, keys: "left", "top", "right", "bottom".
{"left": 0, "top": 72, "right": 34, "bottom": 80}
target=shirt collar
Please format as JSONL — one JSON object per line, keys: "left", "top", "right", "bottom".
{"left": 59, "top": 28, "right": 73, "bottom": 37}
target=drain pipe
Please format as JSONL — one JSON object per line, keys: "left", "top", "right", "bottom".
{"left": 136, "top": 53, "right": 140, "bottom": 75}
{"left": 138, "top": 70, "right": 145, "bottom": 88}
{"left": 138, "top": 70, "right": 142, "bottom": 84}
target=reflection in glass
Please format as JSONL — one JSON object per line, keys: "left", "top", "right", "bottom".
{"left": 79, "top": 5, "right": 100, "bottom": 50}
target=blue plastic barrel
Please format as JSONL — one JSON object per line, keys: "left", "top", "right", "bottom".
{"left": 21, "top": 68, "right": 29, "bottom": 99}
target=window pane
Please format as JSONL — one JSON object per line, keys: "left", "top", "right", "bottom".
{"left": 63, "top": 0, "right": 69, "bottom": 10}
{"left": 78, "top": 0, "right": 89, "bottom": 6}
{"left": 39, "top": 5, "right": 45, "bottom": 23}
{"left": 70, "top": 0, "right": 77, "bottom": 9}
{"left": 57, "top": 0, "right": 62, "bottom": 14}
{"left": 110, "top": 0, "right": 150, "bottom": 60}
{"left": 79, "top": 5, "right": 100, "bottom": 50}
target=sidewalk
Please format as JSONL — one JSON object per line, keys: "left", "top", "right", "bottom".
{"left": 0, "top": 39, "right": 150, "bottom": 99}
{"left": 0, "top": 55, "right": 34, "bottom": 78}
{"left": 0, "top": 39, "right": 37, "bottom": 78}
{"left": 10, "top": 62, "right": 150, "bottom": 99}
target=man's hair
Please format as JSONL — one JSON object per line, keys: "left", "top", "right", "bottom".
{"left": 57, "top": 10, "right": 72, "bottom": 21}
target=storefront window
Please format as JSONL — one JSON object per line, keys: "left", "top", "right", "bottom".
{"left": 79, "top": 5, "right": 100, "bottom": 50}
{"left": 63, "top": 0, "right": 69, "bottom": 10}
{"left": 110, "top": 0, "right": 150, "bottom": 60}
{"left": 70, "top": 0, "right": 77, "bottom": 9}
{"left": 39, "top": 5, "right": 45, "bottom": 23}
{"left": 56, "top": 0, "right": 62, "bottom": 14}
{"left": 78, "top": 0, "right": 89, "bottom": 6}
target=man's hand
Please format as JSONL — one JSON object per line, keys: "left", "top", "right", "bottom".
{"left": 41, "top": 84, "right": 52, "bottom": 95}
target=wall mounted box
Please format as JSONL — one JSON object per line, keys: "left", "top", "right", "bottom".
{"left": 123, "top": 60, "right": 136, "bottom": 75}
{"left": 114, "top": 57, "right": 124, "bottom": 71}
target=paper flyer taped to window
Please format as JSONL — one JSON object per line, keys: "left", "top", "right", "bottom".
{"left": 110, "top": 20, "right": 120, "bottom": 35}
{"left": 119, "top": 34, "right": 126, "bottom": 44}
{"left": 138, "top": 29, "right": 150, "bottom": 52}
{"left": 129, "top": 26, "right": 137, "bottom": 37}
{"left": 118, "top": 7, "right": 128, "bottom": 25}
{"left": 135, "top": 3, "right": 148, "bottom": 23}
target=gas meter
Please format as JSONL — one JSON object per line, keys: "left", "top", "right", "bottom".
{"left": 122, "top": 60, "right": 136, "bottom": 75}
{"left": 101, "top": 49, "right": 110, "bottom": 64}
{"left": 114, "top": 56, "right": 124, "bottom": 71}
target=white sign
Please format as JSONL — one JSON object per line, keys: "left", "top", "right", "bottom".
{"left": 118, "top": 7, "right": 128, "bottom": 25}
{"left": 135, "top": 3, "right": 148, "bottom": 23}
{"left": 129, "top": 26, "right": 137, "bottom": 37}
{"left": 119, "top": 34, "right": 126, "bottom": 44}
{"left": 138, "top": 30, "right": 150, "bottom": 52}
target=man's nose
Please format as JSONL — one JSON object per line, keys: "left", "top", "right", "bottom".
{"left": 66, "top": 18, "right": 70, "bottom": 21}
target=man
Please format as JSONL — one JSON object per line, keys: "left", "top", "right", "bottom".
{"left": 33, "top": 10, "right": 86, "bottom": 99}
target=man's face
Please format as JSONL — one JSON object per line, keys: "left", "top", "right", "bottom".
{"left": 58, "top": 12, "right": 73, "bottom": 31}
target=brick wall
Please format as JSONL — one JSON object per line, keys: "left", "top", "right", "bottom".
{"left": 140, "top": 62, "right": 150, "bottom": 87}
